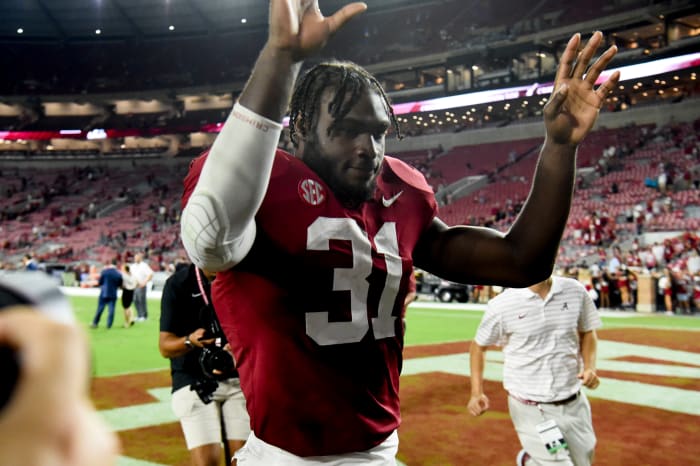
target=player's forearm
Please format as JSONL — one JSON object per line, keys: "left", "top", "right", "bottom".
{"left": 469, "top": 342, "right": 487, "bottom": 396}
{"left": 238, "top": 44, "right": 302, "bottom": 122}
{"left": 580, "top": 330, "right": 598, "bottom": 371}
{"left": 181, "top": 46, "right": 299, "bottom": 271}
{"left": 505, "top": 138, "right": 576, "bottom": 280}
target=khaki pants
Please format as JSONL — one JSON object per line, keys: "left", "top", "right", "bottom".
{"left": 508, "top": 392, "right": 596, "bottom": 466}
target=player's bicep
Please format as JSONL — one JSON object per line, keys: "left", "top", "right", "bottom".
{"left": 413, "top": 218, "right": 529, "bottom": 286}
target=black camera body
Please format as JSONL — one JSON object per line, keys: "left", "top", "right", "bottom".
{"left": 190, "top": 378, "right": 219, "bottom": 405}
{"left": 199, "top": 345, "right": 236, "bottom": 380}
{"left": 190, "top": 301, "right": 236, "bottom": 404}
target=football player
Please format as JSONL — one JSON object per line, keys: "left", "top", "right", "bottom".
{"left": 180, "top": 1, "right": 620, "bottom": 464}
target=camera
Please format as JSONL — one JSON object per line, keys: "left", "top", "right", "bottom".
{"left": 0, "top": 272, "right": 73, "bottom": 412}
{"left": 190, "top": 303, "right": 236, "bottom": 404}
{"left": 190, "top": 378, "right": 219, "bottom": 405}
{"left": 199, "top": 345, "right": 236, "bottom": 380}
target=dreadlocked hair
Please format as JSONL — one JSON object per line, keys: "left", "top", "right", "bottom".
{"left": 288, "top": 60, "right": 402, "bottom": 147}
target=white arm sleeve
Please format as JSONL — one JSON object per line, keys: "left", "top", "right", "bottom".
{"left": 181, "top": 103, "right": 283, "bottom": 271}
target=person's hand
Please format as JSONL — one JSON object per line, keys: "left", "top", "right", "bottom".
{"left": 467, "top": 393, "right": 490, "bottom": 416}
{"left": 0, "top": 307, "right": 120, "bottom": 466}
{"left": 268, "top": 0, "right": 367, "bottom": 61}
{"left": 578, "top": 368, "right": 600, "bottom": 389}
{"left": 544, "top": 31, "right": 620, "bottom": 147}
{"left": 190, "top": 327, "right": 215, "bottom": 347}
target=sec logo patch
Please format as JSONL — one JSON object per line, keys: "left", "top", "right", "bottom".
{"left": 298, "top": 179, "right": 326, "bottom": 206}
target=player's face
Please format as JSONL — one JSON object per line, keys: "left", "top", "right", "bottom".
{"left": 301, "top": 87, "right": 390, "bottom": 207}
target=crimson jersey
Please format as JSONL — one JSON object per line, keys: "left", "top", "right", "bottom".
{"left": 183, "top": 149, "right": 438, "bottom": 456}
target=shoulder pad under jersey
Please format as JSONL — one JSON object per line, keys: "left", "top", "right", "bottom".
{"left": 383, "top": 156, "right": 434, "bottom": 195}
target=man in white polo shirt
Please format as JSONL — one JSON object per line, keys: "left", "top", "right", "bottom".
{"left": 131, "top": 253, "right": 154, "bottom": 322}
{"left": 468, "top": 275, "right": 601, "bottom": 466}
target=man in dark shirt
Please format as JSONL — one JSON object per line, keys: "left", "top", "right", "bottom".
{"left": 159, "top": 263, "right": 249, "bottom": 466}
{"left": 90, "top": 259, "right": 123, "bottom": 329}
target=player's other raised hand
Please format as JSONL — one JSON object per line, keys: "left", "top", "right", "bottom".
{"left": 544, "top": 31, "right": 620, "bottom": 147}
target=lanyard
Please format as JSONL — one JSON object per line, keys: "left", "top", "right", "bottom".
{"left": 194, "top": 267, "right": 209, "bottom": 306}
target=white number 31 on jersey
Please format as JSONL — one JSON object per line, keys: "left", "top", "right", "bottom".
{"left": 306, "top": 217, "right": 403, "bottom": 346}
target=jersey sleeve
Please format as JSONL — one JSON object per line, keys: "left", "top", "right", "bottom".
{"left": 384, "top": 156, "right": 435, "bottom": 196}
{"left": 182, "top": 150, "right": 209, "bottom": 211}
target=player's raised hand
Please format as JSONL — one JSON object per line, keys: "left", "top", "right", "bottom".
{"left": 544, "top": 31, "right": 620, "bottom": 147}
{"left": 269, "top": 0, "right": 367, "bottom": 61}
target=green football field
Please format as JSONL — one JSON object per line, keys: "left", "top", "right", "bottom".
{"left": 70, "top": 294, "right": 700, "bottom": 466}
{"left": 70, "top": 295, "right": 700, "bottom": 377}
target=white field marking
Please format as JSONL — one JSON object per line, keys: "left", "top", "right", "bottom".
{"left": 474, "top": 340, "right": 700, "bottom": 370}
{"left": 104, "top": 388, "right": 176, "bottom": 466}
{"left": 99, "top": 307, "right": 699, "bottom": 460}
{"left": 103, "top": 387, "right": 411, "bottom": 466}
{"left": 101, "top": 387, "right": 176, "bottom": 432}
{"left": 597, "top": 340, "right": 700, "bottom": 366}
{"left": 117, "top": 457, "right": 166, "bottom": 466}
{"left": 401, "top": 339, "right": 700, "bottom": 415}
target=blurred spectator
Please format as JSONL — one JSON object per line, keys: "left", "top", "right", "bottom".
{"left": 658, "top": 267, "right": 674, "bottom": 315}
{"left": 131, "top": 253, "right": 154, "bottom": 322}
{"left": 120, "top": 264, "right": 137, "bottom": 327}
{"left": 90, "top": 260, "right": 124, "bottom": 329}
{"left": 22, "top": 254, "right": 38, "bottom": 271}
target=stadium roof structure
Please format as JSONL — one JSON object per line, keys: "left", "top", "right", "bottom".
{"left": 0, "top": 0, "right": 428, "bottom": 42}
{"left": 3, "top": 0, "right": 698, "bottom": 44}
{"left": 0, "top": 1, "right": 697, "bottom": 102}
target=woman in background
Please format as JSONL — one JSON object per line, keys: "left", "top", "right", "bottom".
{"left": 120, "top": 264, "right": 137, "bottom": 327}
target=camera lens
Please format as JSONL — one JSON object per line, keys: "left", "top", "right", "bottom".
{"left": 198, "top": 346, "right": 234, "bottom": 380}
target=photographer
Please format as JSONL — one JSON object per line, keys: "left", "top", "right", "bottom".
{"left": 159, "top": 264, "right": 249, "bottom": 466}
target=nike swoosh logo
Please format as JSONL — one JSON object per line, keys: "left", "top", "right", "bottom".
{"left": 518, "top": 313, "right": 527, "bottom": 319}
{"left": 382, "top": 190, "right": 404, "bottom": 207}
{"left": 191, "top": 293, "right": 202, "bottom": 298}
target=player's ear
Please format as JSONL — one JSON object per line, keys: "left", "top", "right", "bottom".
{"left": 291, "top": 114, "right": 305, "bottom": 148}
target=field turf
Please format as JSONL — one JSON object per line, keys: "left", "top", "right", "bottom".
{"left": 68, "top": 293, "right": 700, "bottom": 465}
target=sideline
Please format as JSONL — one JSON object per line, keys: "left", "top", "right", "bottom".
{"left": 61, "top": 285, "right": 163, "bottom": 300}
{"left": 409, "top": 300, "right": 700, "bottom": 322}
{"left": 65, "top": 288, "right": 698, "bottom": 323}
